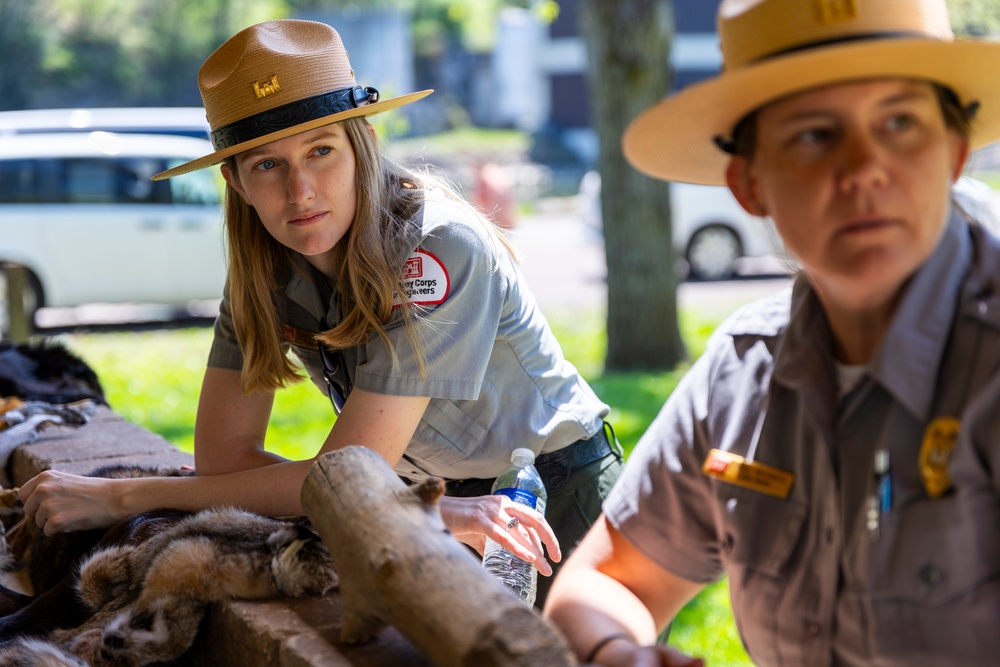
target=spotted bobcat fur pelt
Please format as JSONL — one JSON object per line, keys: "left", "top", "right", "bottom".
{"left": 0, "top": 466, "right": 338, "bottom": 666}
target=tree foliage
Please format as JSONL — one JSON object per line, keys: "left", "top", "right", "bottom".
{"left": 2, "top": 0, "right": 290, "bottom": 110}
{"left": 0, "top": 0, "right": 45, "bottom": 110}
{"left": 949, "top": 0, "right": 1000, "bottom": 36}
{"left": 1, "top": 0, "right": 549, "bottom": 110}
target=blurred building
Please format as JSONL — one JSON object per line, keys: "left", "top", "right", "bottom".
{"left": 487, "top": 0, "right": 720, "bottom": 166}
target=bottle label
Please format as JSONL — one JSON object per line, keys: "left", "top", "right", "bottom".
{"left": 495, "top": 487, "right": 538, "bottom": 510}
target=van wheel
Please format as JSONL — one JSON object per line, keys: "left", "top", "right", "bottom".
{"left": 686, "top": 225, "right": 742, "bottom": 281}
{"left": 0, "top": 266, "right": 43, "bottom": 337}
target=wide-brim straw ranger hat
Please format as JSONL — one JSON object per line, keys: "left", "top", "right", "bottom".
{"left": 154, "top": 19, "right": 432, "bottom": 180}
{"left": 623, "top": 0, "right": 1000, "bottom": 186}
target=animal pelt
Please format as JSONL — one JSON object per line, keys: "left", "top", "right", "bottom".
{"left": 0, "top": 340, "right": 106, "bottom": 488}
{"left": 0, "top": 341, "right": 106, "bottom": 407}
{"left": 0, "top": 465, "right": 338, "bottom": 666}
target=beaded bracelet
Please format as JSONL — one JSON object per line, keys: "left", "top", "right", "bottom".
{"left": 583, "top": 632, "right": 633, "bottom": 664}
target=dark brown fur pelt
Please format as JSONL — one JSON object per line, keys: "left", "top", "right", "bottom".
{"left": 12, "top": 464, "right": 196, "bottom": 595}
{"left": 0, "top": 341, "right": 106, "bottom": 406}
{"left": 0, "top": 465, "right": 338, "bottom": 666}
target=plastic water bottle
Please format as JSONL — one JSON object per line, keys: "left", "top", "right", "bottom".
{"left": 482, "top": 448, "right": 548, "bottom": 606}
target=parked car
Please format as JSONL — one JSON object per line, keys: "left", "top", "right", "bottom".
{"left": 578, "top": 171, "right": 786, "bottom": 280}
{"left": 0, "top": 131, "right": 226, "bottom": 327}
{"left": 580, "top": 172, "right": 1000, "bottom": 281}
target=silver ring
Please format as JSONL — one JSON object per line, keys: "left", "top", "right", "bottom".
{"left": 505, "top": 517, "right": 520, "bottom": 531}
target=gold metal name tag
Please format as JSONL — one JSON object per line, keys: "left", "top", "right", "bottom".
{"left": 702, "top": 449, "right": 795, "bottom": 499}
{"left": 920, "top": 416, "right": 959, "bottom": 499}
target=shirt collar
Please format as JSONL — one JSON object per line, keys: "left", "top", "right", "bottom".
{"left": 284, "top": 252, "right": 340, "bottom": 327}
{"left": 773, "top": 208, "right": 971, "bottom": 422}
{"left": 869, "top": 209, "right": 970, "bottom": 420}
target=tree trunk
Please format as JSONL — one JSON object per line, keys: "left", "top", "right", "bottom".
{"left": 578, "top": 0, "right": 686, "bottom": 371}
{"left": 300, "top": 446, "right": 576, "bottom": 667}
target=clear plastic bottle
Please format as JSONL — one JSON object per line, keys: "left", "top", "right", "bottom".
{"left": 482, "top": 447, "right": 548, "bottom": 606}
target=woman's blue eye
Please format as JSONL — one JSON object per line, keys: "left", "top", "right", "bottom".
{"left": 796, "top": 128, "right": 831, "bottom": 145}
{"left": 255, "top": 159, "right": 277, "bottom": 171}
{"left": 315, "top": 146, "right": 332, "bottom": 156}
{"left": 886, "top": 114, "right": 916, "bottom": 133}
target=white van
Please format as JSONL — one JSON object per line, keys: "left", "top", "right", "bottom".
{"left": 0, "top": 131, "right": 226, "bottom": 320}
{"left": 0, "top": 107, "right": 210, "bottom": 140}
{"left": 578, "top": 171, "right": 786, "bottom": 281}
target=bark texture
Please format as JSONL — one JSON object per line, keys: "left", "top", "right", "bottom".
{"left": 300, "top": 447, "right": 576, "bottom": 667}
{"left": 579, "top": 0, "right": 686, "bottom": 370}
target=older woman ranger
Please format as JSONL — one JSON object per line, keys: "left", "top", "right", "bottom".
{"left": 544, "top": 0, "right": 1000, "bottom": 665}
{"left": 18, "top": 19, "right": 623, "bottom": 608}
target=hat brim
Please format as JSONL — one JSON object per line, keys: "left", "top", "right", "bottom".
{"left": 153, "top": 89, "right": 433, "bottom": 180}
{"left": 623, "top": 39, "right": 1000, "bottom": 185}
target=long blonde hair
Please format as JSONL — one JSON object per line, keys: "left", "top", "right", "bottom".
{"left": 224, "top": 117, "right": 516, "bottom": 394}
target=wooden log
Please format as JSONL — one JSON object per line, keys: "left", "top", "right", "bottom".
{"left": 300, "top": 446, "right": 577, "bottom": 667}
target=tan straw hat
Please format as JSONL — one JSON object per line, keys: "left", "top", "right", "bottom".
{"left": 623, "top": 0, "right": 1000, "bottom": 185}
{"left": 154, "top": 19, "right": 432, "bottom": 180}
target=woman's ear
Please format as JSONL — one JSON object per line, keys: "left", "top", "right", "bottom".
{"left": 220, "top": 162, "right": 249, "bottom": 203}
{"left": 725, "top": 156, "right": 766, "bottom": 216}
{"left": 950, "top": 135, "right": 971, "bottom": 183}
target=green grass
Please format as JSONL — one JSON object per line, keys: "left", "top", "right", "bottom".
{"left": 57, "top": 303, "right": 752, "bottom": 666}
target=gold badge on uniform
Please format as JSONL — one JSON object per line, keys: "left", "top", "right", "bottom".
{"left": 702, "top": 449, "right": 795, "bottom": 499}
{"left": 919, "top": 416, "right": 960, "bottom": 498}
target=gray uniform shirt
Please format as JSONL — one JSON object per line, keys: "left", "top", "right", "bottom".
{"left": 606, "top": 211, "right": 1000, "bottom": 666}
{"left": 209, "top": 192, "right": 608, "bottom": 482}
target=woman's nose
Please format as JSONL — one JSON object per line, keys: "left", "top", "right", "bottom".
{"left": 838, "top": 133, "right": 889, "bottom": 194}
{"left": 286, "top": 166, "right": 316, "bottom": 203}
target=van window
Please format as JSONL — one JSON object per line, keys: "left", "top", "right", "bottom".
{"left": 0, "top": 159, "right": 39, "bottom": 203}
{"left": 168, "top": 164, "right": 221, "bottom": 205}
{"left": 61, "top": 158, "right": 169, "bottom": 204}
{"left": 0, "top": 157, "right": 175, "bottom": 205}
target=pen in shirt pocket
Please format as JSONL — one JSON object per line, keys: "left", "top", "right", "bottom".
{"left": 867, "top": 448, "right": 892, "bottom": 541}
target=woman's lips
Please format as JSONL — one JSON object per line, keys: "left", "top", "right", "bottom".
{"left": 838, "top": 217, "right": 896, "bottom": 234}
{"left": 289, "top": 211, "right": 326, "bottom": 226}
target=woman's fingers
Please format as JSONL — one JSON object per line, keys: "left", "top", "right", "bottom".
{"left": 492, "top": 505, "right": 560, "bottom": 576}
{"left": 17, "top": 471, "right": 120, "bottom": 535}
{"left": 503, "top": 502, "right": 562, "bottom": 564}
{"left": 435, "top": 495, "right": 561, "bottom": 575}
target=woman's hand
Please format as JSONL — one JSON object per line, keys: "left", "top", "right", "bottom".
{"left": 437, "top": 494, "right": 561, "bottom": 576}
{"left": 19, "top": 470, "right": 125, "bottom": 535}
{"left": 591, "top": 637, "right": 704, "bottom": 667}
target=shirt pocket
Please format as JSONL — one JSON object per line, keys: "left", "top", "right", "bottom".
{"left": 716, "top": 486, "right": 808, "bottom": 666}
{"left": 410, "top": 399, "right": 489, "bottom": 469}
{"left": 865, "top": 490, "right": 1000, "bottom": 665}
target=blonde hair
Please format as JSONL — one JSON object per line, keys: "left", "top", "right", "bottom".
{"left": 224, "top": 117, "right": 517, "bottom": 394}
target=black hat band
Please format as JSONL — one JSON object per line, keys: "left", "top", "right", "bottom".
{"left": 210, "top": 85, "right": 379, "bottom": 151}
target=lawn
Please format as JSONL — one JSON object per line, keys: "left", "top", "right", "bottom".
{"left": 58, "top": 304, "right": 753, "bottom": 666}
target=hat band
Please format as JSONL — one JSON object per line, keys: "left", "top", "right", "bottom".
{"left": 754, "top": 30, "right": 931, "bottom": 65}
{"left": 210, "top": 85, "right": 380, "bottom": 151}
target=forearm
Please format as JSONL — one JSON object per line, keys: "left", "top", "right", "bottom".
{"left": 195, "top": 443, "right": 288, "bottom": 476}
{"left": 544, "top": 568, "right": 661, "bottom": 661}
{"left": 119, "top": 459, "right": 313, "bottom": 518}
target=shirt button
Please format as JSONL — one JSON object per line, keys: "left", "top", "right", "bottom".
{"left": 920, "top": 564, "right": 943, "bottom": 587}
{"left": 807, "top": 623, "right": 821, "bottom": 637}
{"left": 825, "top": 527, "right": 835, "bottom": 544}
{"left": 721, "top": 534, "right": 734, "bottom": 554}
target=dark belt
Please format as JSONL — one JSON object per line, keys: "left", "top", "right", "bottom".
{"left": 446, "top": 425, "right": 619, "bottom": 495}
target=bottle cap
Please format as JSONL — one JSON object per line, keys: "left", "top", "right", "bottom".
{"left": 511, "top": 447, "right": 536, "bottom": 466}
